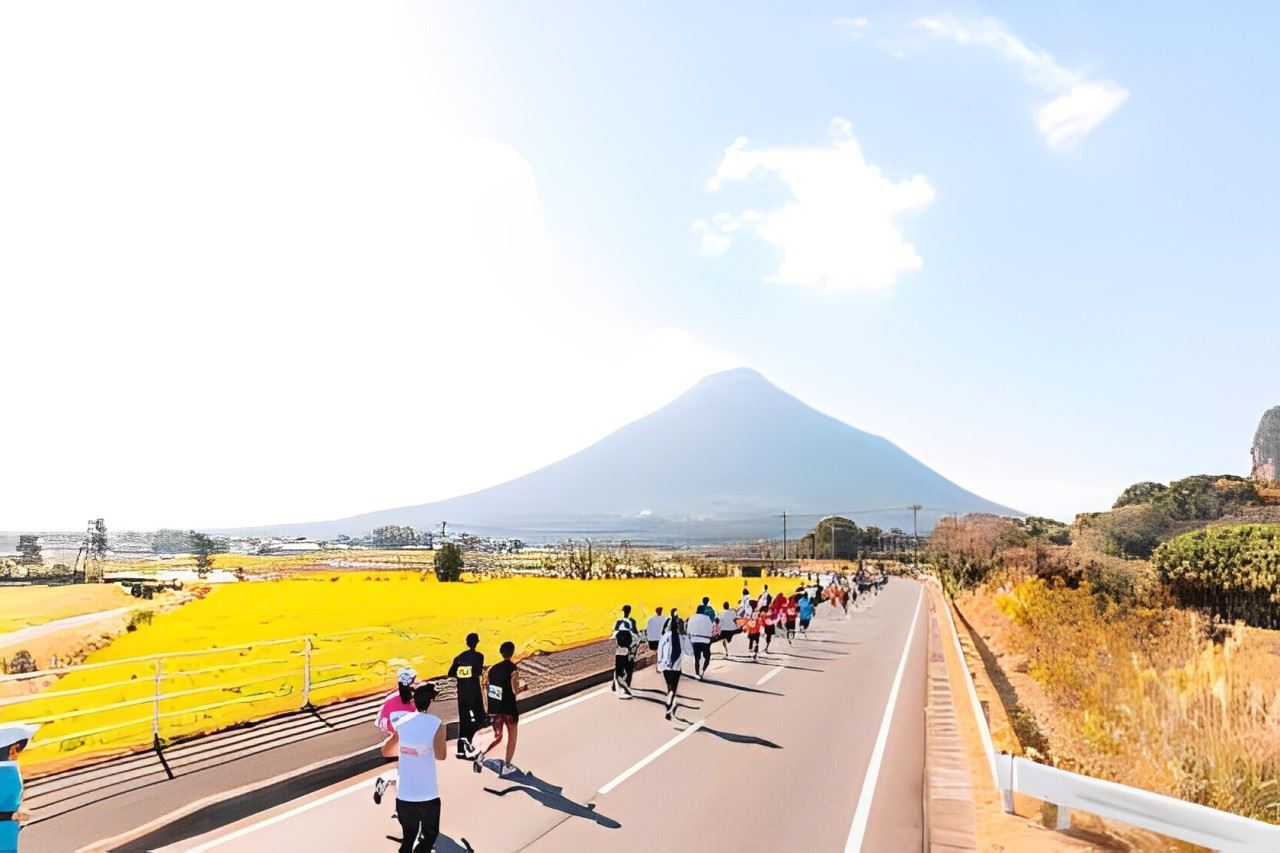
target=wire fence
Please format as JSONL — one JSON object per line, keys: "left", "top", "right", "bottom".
{"left": 0, "top": 626, "right": 438, "bottom": 770}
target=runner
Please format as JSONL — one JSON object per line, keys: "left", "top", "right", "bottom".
{"left": 784, "top": 594, "right": 799, "bottom": 640}
{"left": 717, "top": 601, "right": 740, "bottom": 656}
{"left": 477, "top": 641, "right": 523, "bottom": 777}
{"left": 759, "top": 584, "right": 773, "bottom": 610}
{"left": 380, "top": 684, "right": 446, "bottom": 853}
{"left": 645, "top": 606, "right": 665, "bottom": 653}
{"left": 373, "top": 666, "right": 418, "bottom": 805}
{"left": 0, "top": 724, "right": 37, "bottom": 853}
{"left": 739, "top": 586, "right": 752, "bottom": 613}
{"left": 447, "top": 633, "right": 486, "bottom": 760}
{"left": 696, "top": 596, "right": 716, "bottom": 620}
{"left": 611, "top": 605, "right": 640, "bottom": 693}
{"left": 687, "top": 605, "right": 714, "bottom": 680}
{"left": 798, "top": 592, "right": 815, "bottom": 637}
{"left": 741, "top": 609, "right": 763, "bottom": 660}
{"left": 612, "top": 613, "right": 639, "bottom": 698}
{"left": 657, "top": 609, "right": 690, "bottom": 720}
{"left": 762, "top": 607, "right": 777, "bottom": 653}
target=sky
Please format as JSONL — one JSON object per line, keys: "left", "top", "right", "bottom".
{"left": 2, "top": 1, "right": 1277, "bottom": 530}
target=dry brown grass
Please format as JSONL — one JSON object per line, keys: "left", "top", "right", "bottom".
{"left": 992, "top": 577, "right": 1280, "bottom": 823}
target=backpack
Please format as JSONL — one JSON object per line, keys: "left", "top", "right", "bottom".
{"left": 615, "top": 629, "right": 633, "bottom": 648}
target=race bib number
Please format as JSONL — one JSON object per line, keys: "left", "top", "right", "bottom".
{"left": 456, "top": 665, "right": 473, "bottom": 679}
{"left": 488, "top": 684, "right": 503, "bottom": 701}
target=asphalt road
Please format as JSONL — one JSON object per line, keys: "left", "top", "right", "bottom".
{"left": 154, "top": 579, "right": 928, "bottom": 853}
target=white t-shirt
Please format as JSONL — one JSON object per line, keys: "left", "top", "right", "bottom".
{"left": 718, "top": 609, "right": 739, "bottom": 630}
{"left": 646, "top": 614, "right": 665, "bottom": 642}
{"left": 688, "top": 613, "right": 714, "bottom": 643}
{"left": 393, "top": 711, "right": 442, "bottom": 802}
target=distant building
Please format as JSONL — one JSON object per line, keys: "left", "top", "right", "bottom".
{"left": 1252, "top": 406, "right": 1280, "bottom": 483}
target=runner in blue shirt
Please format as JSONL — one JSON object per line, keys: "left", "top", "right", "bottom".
{"left": 798, "top": 594, "right": 815, "bottom": 637}
{"left": 0, "top": 724, "right": 38, "bottom": 853}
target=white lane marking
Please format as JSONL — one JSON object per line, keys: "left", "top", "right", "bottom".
{"left": 186, "top": 779, "right": 369, "bottom": 851}
{"left": 520, "top": 686, "right": 608, "bottom": 724}
{"left": 186, "top": 686, "right": 609, "bottom": 850}
{"left": 756, "top": 656, "right": 790, "bottom": 685}
{"left": 844, "top": 586, "right": 924, "bottom": 852}
{"left": 597, "top": 719, "right": 706, "bottom": 795}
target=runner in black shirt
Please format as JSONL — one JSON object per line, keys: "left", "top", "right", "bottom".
{"left": 476, "top": 641, "right": 522, "bottom": 777}
{"left": 447, "top": 632, "right": 485, "bottom": 759}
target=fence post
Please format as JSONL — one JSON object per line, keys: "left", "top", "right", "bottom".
{"left": 302, "top": 637, "right": 312, "bottom": 709}
{"left": 152, "top": 657, "right": 163, "bottom": 749}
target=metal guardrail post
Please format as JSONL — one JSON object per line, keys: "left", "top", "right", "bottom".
{"left": 151, "top": 658, "right": 162, "bottom": 748}
{"left": 302, "top": 637, "right": 312, "bottom": 709}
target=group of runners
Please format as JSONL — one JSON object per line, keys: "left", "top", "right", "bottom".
{"left": 609, "top": 572, "right": 879, "bottom": 719}
{"left": 371, "top": 633, "right": 525, "bottom": 853}
{"left": 369, "top": 570, "right": 884, "bottom": 852}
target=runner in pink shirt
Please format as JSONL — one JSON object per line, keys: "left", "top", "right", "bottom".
{"left": 373, "top": 666, "right": 417, "bottom": 805}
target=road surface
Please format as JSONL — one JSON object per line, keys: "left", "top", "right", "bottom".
{"left": 152, "top": 579, "right": 928, "bottom": 853}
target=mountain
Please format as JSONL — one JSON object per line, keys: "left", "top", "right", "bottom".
{"left": 228, "top": 368, "right": 1018, "bottom": 542}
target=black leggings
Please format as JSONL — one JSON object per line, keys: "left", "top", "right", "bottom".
{"left": 662, "top": 669, "right": 681, "bottom": 713}
{"left": 748, "top": 633, "right": 760, "bottom": 653}
{"left": 692, "top": 641, "right": 711, "bottom": 674}
{"left": 614, "top": 655, "right": 633, "bottom": 689}
{"left": 457, "top": 703, "right": 483, "bottom": 753}
{"left": 396, "top": 797, "right": 440, "bottom": 853}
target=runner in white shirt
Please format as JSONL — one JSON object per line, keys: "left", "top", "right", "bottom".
{"left": 381, "top": 683, "right": 446, "bottom": 853}
{"left": 687, "top": 610, "right": 715, "bottom": 679}
{"left": 645, "top": 607, "right": 665, "bottom": 652}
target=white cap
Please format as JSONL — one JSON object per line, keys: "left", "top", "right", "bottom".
{"left": 396, "top": 667, "right": 417, "bottom": 687}
{"left": 0, "top": 724, "right": 38, "bottom": 749}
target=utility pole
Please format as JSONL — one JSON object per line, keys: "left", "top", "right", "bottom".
{"left": 782, "top": 512, "right": 788, "bottom": 562}
{"left": 909, "top": 504, "right": 922, "bottom": 567}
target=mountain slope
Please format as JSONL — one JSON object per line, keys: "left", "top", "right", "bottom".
{"left": 231, "top": 368, "right": 1017, "bottom": 541}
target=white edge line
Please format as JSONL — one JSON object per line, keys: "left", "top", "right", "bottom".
{"left": 186, "top": 686, "right": 609, "bottom": 850}
{"left": 844, "top": 585, "right": 923, "bottom": 852}
{"left": 756, "top": 656, "right": 789, "bottom": 686}
{"left": 520, "top": 686, "right": 609, "bottom": 724}
{"left": 597, "top": 719, "right": 706, "bottom": 795}
{"left": 186, "top": 778, "right": 371, "bottom": 851}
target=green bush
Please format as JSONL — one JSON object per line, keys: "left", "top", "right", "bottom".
{"left": 433, "top": 543, "right": 464, "bottom": 582}
{"left": 1152, "top": 524, "right": 1280, "bottom": 628}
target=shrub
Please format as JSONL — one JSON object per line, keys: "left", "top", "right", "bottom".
{"left": 1152, "top": 524, "right": 1280, "bottom": 628}
{"left": 433, "top": 543, "right": 464, "bottom": 582}
{"left": 9, "top": 650, "right": 36, "bottom": 674}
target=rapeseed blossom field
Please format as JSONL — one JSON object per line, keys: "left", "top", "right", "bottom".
{"left": 6, "top": 573, "right": 786, "bottom": 771}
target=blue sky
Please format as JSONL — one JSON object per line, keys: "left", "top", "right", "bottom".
{"left": 2, "top": 2, "right": 1276, "bottom": 528}
{"left": 424, "top": 2, "right": 1279, "bottom": 520}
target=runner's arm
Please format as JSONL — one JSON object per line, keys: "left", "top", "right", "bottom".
{"left": 432, "top": 723, "right": 446, "bottom": 761}
{"left": 512, "top": 666, "right": 524, "bottom": 696}
{"left": 380, "top": 731, "right": 399, "bottom": 758}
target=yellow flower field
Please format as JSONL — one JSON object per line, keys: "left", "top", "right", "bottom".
{"left": 4, "top": 573, "right": 787, "bottom": 771}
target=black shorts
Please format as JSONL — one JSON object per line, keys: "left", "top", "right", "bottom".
{"left": 800, "top": 617, "right": 811, "bottom": 628}
{"left": 720, "top": 629, "right": 739, "bottom": 641}
{"left": 647, "top": 640, "right": 659, "bottom": 651}
{"left": 764, "top": 625, "right": 775, "bottom": 636}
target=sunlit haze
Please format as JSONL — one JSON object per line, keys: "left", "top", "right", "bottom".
{"left": 3, "top": 2, "right": 1276, "bottom": 530}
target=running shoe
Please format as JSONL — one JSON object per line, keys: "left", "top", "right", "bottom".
{"left": 373, "top": 776, "right": 390, "bottom": 805}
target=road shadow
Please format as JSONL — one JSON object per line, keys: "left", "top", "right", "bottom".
{"left": 385, "top": 832, "right": 474, "bottom": 852}
{"left": 698, "top": 726, "right": 782, "bottom": 749}
{"left": 696, "top": 677, "right": 782, "bottom": 697}
{"left": 482, "top": 767, "right": 621, "bottom": 829}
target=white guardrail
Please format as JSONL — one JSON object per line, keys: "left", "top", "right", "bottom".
{"left": 931, "top": 578, "right": 1280, "bottom": 852}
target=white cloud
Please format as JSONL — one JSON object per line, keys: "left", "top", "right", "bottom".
{"left": 1036, "top": 81, "right": 1131, "bottom": 149}
{"left": 0, "top": 1, "right": 733, "bottom": 530}
{"left": 914, "top": 16, "right": 1128, "bottom": 148}
{"left": 837, "top": 16, "right": 869, "bottom": 38}
{"left": 698, "top": 119, "right": 934, "bottom": 292}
